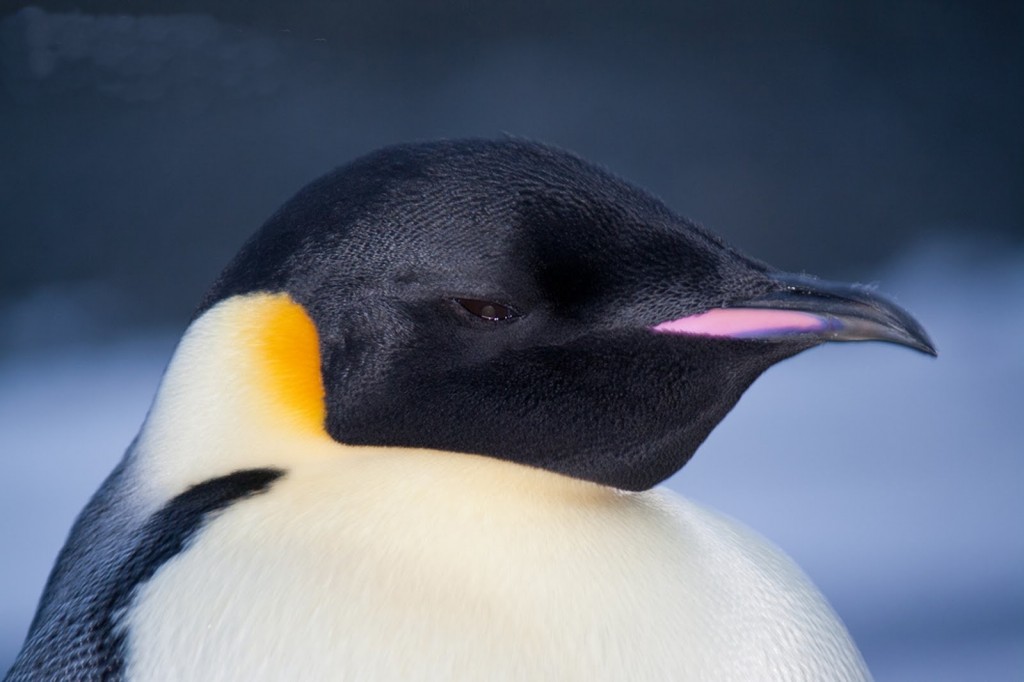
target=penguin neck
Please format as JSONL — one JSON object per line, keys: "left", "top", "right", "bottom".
{"left": 131, "top": 292, "right": 604, "bottom": 506}
{"left": 132, "top": 293, "right": 337, "bottom": 499}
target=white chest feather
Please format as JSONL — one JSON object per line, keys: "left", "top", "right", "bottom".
{"left": 122, "top": 450, "right": 868, "bottom": 681}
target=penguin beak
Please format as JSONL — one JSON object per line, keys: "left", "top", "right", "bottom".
{"left": 652, "top": 272, "right": 937, "bottom": 356}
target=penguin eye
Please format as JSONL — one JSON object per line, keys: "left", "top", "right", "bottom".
{"left": 454, "top": 298, "right": 520, "bottom": 322}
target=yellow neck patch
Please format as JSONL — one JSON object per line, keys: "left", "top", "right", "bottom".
{"left": 247, "top": 293, "right": 327, "bottom": 434}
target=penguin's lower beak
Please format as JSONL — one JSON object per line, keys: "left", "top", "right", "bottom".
{"left": 652, "top": 272, "right": 937, "bottom": 356}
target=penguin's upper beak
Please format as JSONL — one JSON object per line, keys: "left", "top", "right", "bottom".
{"left": 652, "top": 272, "right": 937, "bottom": 356}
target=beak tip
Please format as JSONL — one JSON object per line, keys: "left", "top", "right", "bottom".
{"left": 909, "top": 336, "right": 939, "bottom": 357}
{"left": 917, "top": 336, "right": 939, "bottom": 358}
{"left": 881, "top": 305, "right": 937, "bottom": 358}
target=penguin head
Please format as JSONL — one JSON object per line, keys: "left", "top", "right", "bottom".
{"left": 196, "top": 139, "right": 934, "bottom": 491}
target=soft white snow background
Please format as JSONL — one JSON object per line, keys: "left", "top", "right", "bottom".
{"left": 1, "top": 240, "right": 1022, "bottom": 679}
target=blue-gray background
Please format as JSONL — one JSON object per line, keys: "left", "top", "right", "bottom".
{"left": 1, "top": 2, "right": 1021, "bottom": 679}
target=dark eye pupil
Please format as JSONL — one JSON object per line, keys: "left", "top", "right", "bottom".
{"left": 456, "top": 298, "right": 516, "bottom": 321}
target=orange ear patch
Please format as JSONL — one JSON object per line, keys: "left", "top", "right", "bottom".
{"left": 251, "top": 294, "right": 327, "bottom": 434}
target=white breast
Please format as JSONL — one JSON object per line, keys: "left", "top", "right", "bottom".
{"left": 122, "top": 447, "right": 869, "bottom": 681}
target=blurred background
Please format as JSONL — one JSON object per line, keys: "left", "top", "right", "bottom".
{"left": 1, "top": 1, "right": 1021, "bottom": 679}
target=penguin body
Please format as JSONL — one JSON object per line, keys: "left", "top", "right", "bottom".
{"left": 7, "top": 139, "right": 933, "bottom": 681}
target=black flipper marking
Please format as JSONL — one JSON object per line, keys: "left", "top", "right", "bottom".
{"left": 5, "top": 468, "right": 284, "bottom": 681}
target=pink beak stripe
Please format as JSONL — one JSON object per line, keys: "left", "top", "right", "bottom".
{"left": 652, "top": 308, "right": 830, "bottom": 339}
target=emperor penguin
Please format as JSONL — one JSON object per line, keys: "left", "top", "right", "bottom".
{"left": 5, "top": 139, "right": 935, "bottom": 681}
